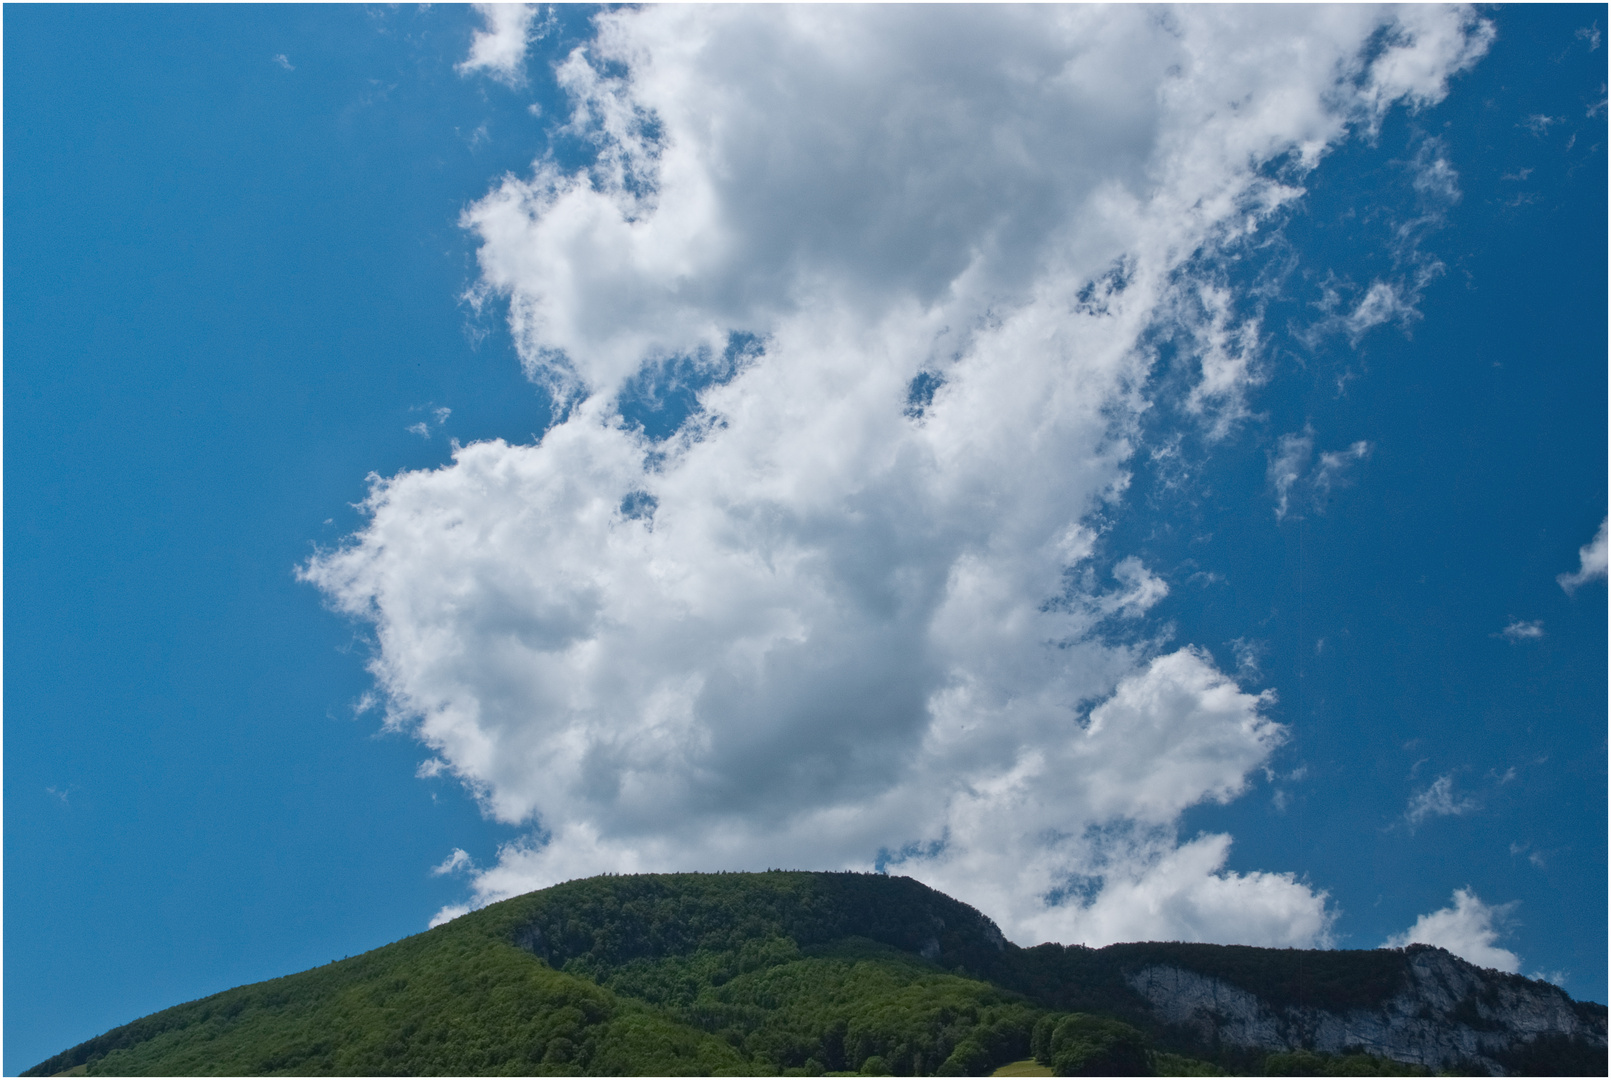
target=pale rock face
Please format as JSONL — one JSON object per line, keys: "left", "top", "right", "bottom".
{"left": 1126, "top": 947, "right": 1607, "bottom": 1076}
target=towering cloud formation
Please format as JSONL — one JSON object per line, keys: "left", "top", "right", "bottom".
{"left": 302, "top": 6, "right": 1491, "bottom": 944}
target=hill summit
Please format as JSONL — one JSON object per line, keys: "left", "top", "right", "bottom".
{"left": 27, "top": 871, "right": 1606, "bottom": 1077}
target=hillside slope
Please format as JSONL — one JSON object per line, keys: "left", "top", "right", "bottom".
{"left": 26, "top": 872, "right": 1606, "bottom": 1077}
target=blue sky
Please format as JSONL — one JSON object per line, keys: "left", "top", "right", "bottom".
{"left": 5, "top": 5, "right": 1605, "bottom": 1072}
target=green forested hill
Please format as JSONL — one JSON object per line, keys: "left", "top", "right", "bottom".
{"left": 26, "top": 873, "right": 1061, "bottom": 1077}
{"left": 23, "top": 872, "right": 1602, "bottom": 1077}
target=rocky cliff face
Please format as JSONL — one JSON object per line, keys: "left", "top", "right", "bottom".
{"left": 1125, "top": 945, "right": 1607, "bottom": 1076}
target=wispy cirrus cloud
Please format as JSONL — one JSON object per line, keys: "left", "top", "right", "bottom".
{"left": 1405, "top": 773, "right": 1479, "bottom": 829}
{"left": 1302, "top": 136, "right": 1467, "bottom": 351}
{"left": 1269, "top": 426, "right": 1371, "bottom": 520}
{"left": 1270, "top": 428, "right": 1316, "bottom": 521}
{"left": 406, "top": 405, "right": 452, "bottom": 440}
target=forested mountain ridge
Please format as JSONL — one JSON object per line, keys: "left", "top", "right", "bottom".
{"left": 26, "top": 872, "right": 1606, "bottom": 1077}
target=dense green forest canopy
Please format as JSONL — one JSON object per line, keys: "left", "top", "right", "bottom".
{"left": 26, "top": 872, "right": 1605, "bottom": 1077}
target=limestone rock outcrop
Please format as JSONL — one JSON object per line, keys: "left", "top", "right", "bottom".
{"left": 1126, "top": 944, "right": 1607, "bottom": 1075}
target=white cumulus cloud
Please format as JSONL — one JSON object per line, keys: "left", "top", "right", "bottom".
{"left": 305, "top": 4, "right": 1491, "bottom": 945}
{"left": 1385, "top": 888, "right": 1521, "bottom": 973}
{"left": 458, "top": 4, "right": 540, "bottom": 85}
{"left": 1557, "top": 517, "right": 1608, "bottom": 593}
